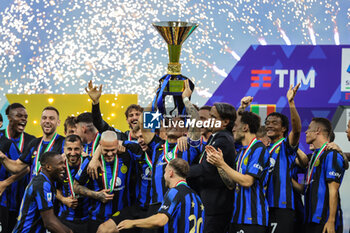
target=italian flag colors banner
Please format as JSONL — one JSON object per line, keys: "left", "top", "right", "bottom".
{"left": 250, "top": 104, "right": 276, "bottom": 124}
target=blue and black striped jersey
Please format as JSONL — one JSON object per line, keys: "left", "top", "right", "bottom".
{"left": 149, "top": 135, "right": 199, "bottom": 204}
{"left": 292, "top": 164, "right": 306, "bottom": 220}
{"left": 58, "top": 158, "right": 89, "bottom": 222}
{"left": 267, "top": 138, "right": 297, "bottom": 210}
{"left": 0, "top": 136, "right": 21, "bottom": 210}
{"left": 83, "top": 133, "right": 100, "bottom": 157}
{"left": 7, "top": 132, "right": 36, "bottom": 212}
{"left": 13, "top": 172, "right": 56, "bottom": 233}
{"left": 304, "top": 150, "right": 345, "bottom": 230}
{"left": 123, "top": 140, "right": 153, "bottom": 208}
{"left": 158, "top": 182, "right": 205, "bottom": 233}
{"left": 232, "top": 141, "right": 270, "bottom": 226}
{"left": 75, "top": 154, "right": 132, "bottom": 222}
{"left": 19, "top": 134, "right": 65, "bottom": 179}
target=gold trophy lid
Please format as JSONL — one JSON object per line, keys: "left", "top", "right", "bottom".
{"left": 152, "top": 21, "right": 198, "bottom": 75}
{"left": 152, "top": 21, "right": 198, "bottom": 45}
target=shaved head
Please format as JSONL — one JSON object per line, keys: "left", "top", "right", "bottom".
{"left": 101, "top": 130, "right": 118, "bottom": 142}
{"left": 100, "top": 130, "right": 118, "bottom": 162}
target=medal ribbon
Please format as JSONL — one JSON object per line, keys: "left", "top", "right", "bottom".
{"left": 269, "top": 137, "right": 285, "bottom": 154}
{"left": 199, "top": 136, "right": 214, "bottom": 163}
{"left": 5, "top": 126, "right": 24, "bottom": 152}
{"left": 145, "top": 152, "right": 152, "bottom": 171}
{"left": 236, "top": 137, "right": 258, "bottom": 173}
{"left": 65, "top": 156, "right": 82, "bottom": 198}
{"left": 34, "top": 133, "right": 58, "bottom": 176}
{"left": 163, "top": 140, "right": 178, "bottom": 163}
{"left": 175, "top": 179, "right": 187, "bottom": 187}
{"left": 306, "top": 142, "right": 327, "bottom": 185}
{"left": 91, "top": 133, "right": 100, "bottom": 156}
{"left": 101, "top": 155, "right": 119, "bottom": 194}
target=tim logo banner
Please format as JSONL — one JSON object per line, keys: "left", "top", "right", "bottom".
{"left": 207, "top": 45, "right": 350, "bottom": 150}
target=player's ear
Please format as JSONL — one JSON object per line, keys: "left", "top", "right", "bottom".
{"left": 243, "top": 124, "right": 249, "bottom": 133}
{"left": 45, "top": 163, "right": 52, "bottom": 172}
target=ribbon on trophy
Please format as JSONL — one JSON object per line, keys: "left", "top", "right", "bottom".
{"left": 151, "top": 21, "right": 198, "bottom": 116}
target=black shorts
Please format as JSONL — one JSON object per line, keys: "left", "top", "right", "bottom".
{"left": 111, "top": 204, "right": 156, "bottom": 233}
{"left": 304, "top": 223, "right": 343, "bottom": 233}
{"left": 204, "top": 212, "right": 232, "bottom": 233}
{"left": 111, "top": 204, "right": 162, "bottom": 233}
{"left": 8, "top": 210, "right": 18, "bottom": 233}
{"left": 59, "top": 218, "right": 88, "bottom": 233}
{"left": 88, "top": 219, "right": 104, "bottom": 233}
{"left": 0, "top": 205, "right": 9, "bottom": 233}
{"left": 268, "top": 208, "right": 295, "bottom": 233}
{"left": 231, "top": 224, "right": 267, "bottom": 233}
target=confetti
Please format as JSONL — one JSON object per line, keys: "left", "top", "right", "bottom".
{"left": 0, "top": 0, "right": 348, "bottom": 107}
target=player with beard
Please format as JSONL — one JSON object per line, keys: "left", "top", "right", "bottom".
{"left": 96, "top": 125, "right": 154, "bottom": 233}
{"left": 75, "top": 112, "right": 101, "bottom": 157}
{"left": 0, "top": 103, "right": 36, "bottom": 232}
{"left": 303, "top": 118, "right": 345, "bottom": 233}
{"left": 85, "top": 80, "right": 142, "bottom": 141}
{"left": 264, "top": 84, "right": 309, "bottom": 233}
{"left": 13, "top": 151, "right": 72, "bottom": 233}
{"left": 0, "top": 106, "right": 65, "bottom": 179}
{"left": 117, "top": 158, "right": 205, "bottom": 233}
{"left": 206, "top": 111, "right": 270, "bottom": 233}
{"left": 73, "top": 131, "right": 132, "bottom": 233}
{"left": 56, "top": 135, "right": 89, "bottom": 232}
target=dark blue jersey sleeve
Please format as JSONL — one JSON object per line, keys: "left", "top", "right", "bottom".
{"left": 35, "top": 181, "right": 54, "bottom": 211}
{"left": 158, "top": 188, "right": 180, "bottom": 220}
{"left": 246, "top": 146, "right": 268, "bottom": 180}
{"left": 325, "top": 151, "right": 344, "bottom": 183}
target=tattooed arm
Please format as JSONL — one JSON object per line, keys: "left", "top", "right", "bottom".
{"left": 206, "top": 145, "right": 255, "bottom": 188}
{"left": 73, "top": 180, "right": 114, "bottom": 203}
{"left": 182, "top": 80, "right": 201, "bottom": 141}
{"left": 217, "top": 167, "right": 235, "bottom": 190}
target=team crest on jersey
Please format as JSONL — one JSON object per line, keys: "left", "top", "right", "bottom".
{"left": 275, "top": 146, "right": 280, "bottom": 154}
{"left": 121, "top": 164, "right": 128, "bottom": 174}
{"left": 47, "top": 192, "right": 52, "bottom": 202}
{"left": 244, "top": 157, "right": 249, "bottom": 166}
